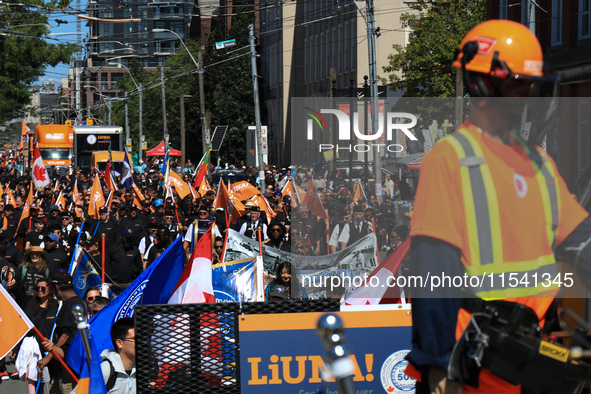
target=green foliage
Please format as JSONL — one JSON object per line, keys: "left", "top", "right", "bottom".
{"left": 0, "top": 1, "right": 79, "bottom": 122}
{"left": 382, "top": 0, "right": 485, "bottom": 98}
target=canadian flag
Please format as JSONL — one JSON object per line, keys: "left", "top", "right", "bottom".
{"left": 31, "top": 142, "right": 50, "bottom": 189}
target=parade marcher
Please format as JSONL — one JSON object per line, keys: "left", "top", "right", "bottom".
{"left": 91, "top": 206, "right": 119, "bottom": 245}
{"left": 118, "top": 203, "right": 146, "bottom": 247}
{"left": 405, "top": 19, "right": 591, "bottom": 394}
{"left": 44, "top": 233, "right": 68, "bottom": 276}
{"left": 264, "top": 261, "right": 306, "bottom": 301}
{"left": 239, "top": 206, "right": 268, "bottom": 242}
{"left": 337, "top": 205, "right": 372, "bottom": 250}
{"left": 264, "top": 222, "right": 290, "bottom": 252}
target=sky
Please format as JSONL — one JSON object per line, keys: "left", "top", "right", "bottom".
{"left": 38, "top": 1, "right": 89, "bottom": 87}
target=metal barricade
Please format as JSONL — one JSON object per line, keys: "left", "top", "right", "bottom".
{"left": 135, "top": 299, "right": 340, "bottom": 393}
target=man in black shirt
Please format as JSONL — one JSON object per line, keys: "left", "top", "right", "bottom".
{"left": 25, "top": 218, "right": 46, "bottom": 250}
{"left": 91, "top": 206, "right": 118, "bottom": 244}
{"left": 44, "top": 234, "right": 69, "bottom": 276}
{"left": 119, "top": 204, "right": 146, "bottom": 247}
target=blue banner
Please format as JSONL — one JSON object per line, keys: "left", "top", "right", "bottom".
{"left": 73, "top": 250, "right": 102, "bottom": 298}
{"left": 212, "top": 258, "right": 255, "bottom": 302}
{"left": 67, "top": 236, "right": 185, "bottom": 374}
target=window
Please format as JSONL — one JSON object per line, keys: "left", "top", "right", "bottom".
{"left": 580, "top": 0, "right": 591, "bottom": 39}
{"left": 552, "top": 0, "right": 562, "bottom": 45}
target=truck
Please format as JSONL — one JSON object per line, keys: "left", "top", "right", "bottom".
{"left": 72, "top": 125, "right": 124, "bottom": 172}
{"left": 34, "top": 124, "right": 74, "bottom": 169}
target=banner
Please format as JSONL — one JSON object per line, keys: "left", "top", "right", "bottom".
{"left": 239, "top": 308, "right": 414, "bottom": 394}
{"left": 223, "top": 229, "right": 379, "bottom": 299}
{"left": 212, "top": 258, "right": 256, "bottom": 302}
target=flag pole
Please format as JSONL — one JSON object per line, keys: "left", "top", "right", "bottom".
{"left": 257, "top": 226, "right": 263, "bottom": 257}
{"left": 68, "top": 219, "right": 85, "bottom": 275}
{"left": 371, "top": 219, "right": 381, "bottom": 266}
{"left": 33, "top": 327, "right": 79, "bottom": 383}
{"left": 101, "top": 233, "right": 106, "bottom": 285}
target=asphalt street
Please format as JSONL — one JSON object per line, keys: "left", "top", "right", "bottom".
{"left": 0, "top": 363, "right": 35, "bottom": 394}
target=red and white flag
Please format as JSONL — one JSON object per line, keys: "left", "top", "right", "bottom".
{"left": 344, "top": 239, "right": 411, "bottom": 305}
{"left": 31, "top": 142, "right": 50, "bottom": 189}
{"left": 168, "top": 224, "right": 215, "bottom": 304}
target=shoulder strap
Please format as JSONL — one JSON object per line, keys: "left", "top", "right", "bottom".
{"left": 103, "top": 358, "right": 117, "bottom": 391}
{"left": 21, "top": 265, "right": 26, "bottom": 279}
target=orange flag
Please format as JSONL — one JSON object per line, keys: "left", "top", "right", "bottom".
{"left": 281, "top": 179, "right": 298, "bottom": 208}
{"left": 88, "top": 174, "right": 105, "bottom": 219}
{"left": 4, "top": 185, "right": 16, "bottom": 207}
{"left": 131, "top": 183, "right": 145, "bottom": 206}
{"left": 55, "top": 191, "right": 67, "bottom": 211}
{"left": 251, "top": 194, "right": 276, "bottom": 224}
{"left": 198, "top": 177, "right": 211, "bottom": 197}
{"left": 16, "top": 183, "right": 34, "bottom": 231}
{"left": 352, "top": 180, "right": 366, "bottom": 206}
{"left": 0, "top": 284, "right": 34, "bottom": 359}
{"left": 304, "top": 179, "right": 328, "bottom": 221}
{"left": 230, "top": 181, "right": 262, "bottom": 201}
{"left": 215, "top": 181, "right": 244, "bottom": 221}
{"left": 72, "top": 180, "right": 82, "bottom": 203}
{"left": 295, "top": 184, "right": 306, "bottom": 206}
{"left": 166, "top": 171, "right": 191, "bottom": 200}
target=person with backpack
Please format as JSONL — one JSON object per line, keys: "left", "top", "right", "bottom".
{"left": 100, "top": 317, "right": 136, "bottom": 393}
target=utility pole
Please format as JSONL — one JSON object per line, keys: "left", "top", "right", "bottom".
{"left": 366, "top": 0, "right": 382, "bottom": 202}
{"left": 329, "top": 68, "right": 337, "bottom": 177}
{"left": 161, "top": 67, "right": 167, "bottom": 145}
{"left": 198, "top": 52, "right": 208, "bottom": 156}
{"left": 124, "top": 91, "right": 130, "bottom": 150}
{"left": 249, "top": 23, "right": 265, "bottom": 191}
{"left": 139, "top": 83, "right": 143, "bottom": 161}
{"left": 180, "top": 95, "right": 191, "bottom": 169}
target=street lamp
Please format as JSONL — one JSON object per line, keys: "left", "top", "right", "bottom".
{"left": 84, "top": 85, "right": 114, "bottom": 125}
{"left": 152, "top": 28, "right": 198, "bottom": 69}
{"left": 107, "top": 62, "right": 141, "bottom": 154}
{"left": 152, "top": 28, "right": 208, "bottom": 156}
{"left": 106, "top": 62, "right": 139, "bottom": 90}
{"left": 179, "top": 95, "right": 192, "bottom": 169}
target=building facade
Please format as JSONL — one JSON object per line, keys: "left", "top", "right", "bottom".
{"left": 259, "top": 0, "right": 414, "bottom": 166}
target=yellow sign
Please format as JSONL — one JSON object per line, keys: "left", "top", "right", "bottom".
{"left": 539, "top": 341, "right": 569, "bottom": 362}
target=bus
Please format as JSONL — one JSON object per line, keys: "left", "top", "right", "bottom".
{"left": 73, "top": 125, "right": 124, "bottom": 172}
{"left": 34, "top": 124, "right": 74, "bottom": 169}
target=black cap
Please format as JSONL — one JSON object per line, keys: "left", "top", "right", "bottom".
{"left": 121, "top": 228, "right": 134, "bottom": 237}
{"left": 99, "top": 206, "right": 108, "bottom": 213}
{"left": 269, "top": 285, "right": 289, "bottom": 300}
{"left": 51, "top": 271, "right": 73, "bottom": 286}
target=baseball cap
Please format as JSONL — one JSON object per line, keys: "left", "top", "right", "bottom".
{"left": 153, "top": 199, "right": 164, "bottom": 207}
{"left": 45, "top": 234, "right": 60, "bottom": 243}
{"left": 49, "top": 205, "right": 60, "bottom": 212}
{"left": 269, "top": 285, "right": 289, "bottom": 300}
{"left": 121, "top": 228, "right": 134, "bottom": 237}
{"left": 273, "top": 190, "right": 282, "bottom": 196}
{"left": 51, "top": 271, "right": 73, "bottom": 286}
{"left": 30, "top": 203, "right": 39, "bottom": 210}
{"left": 99, "top": 206, "right": 108, "bottom": 214}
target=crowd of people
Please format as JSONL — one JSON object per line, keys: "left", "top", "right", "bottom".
{"left": 0, "top": 158, "right": 414, "bottom": 393}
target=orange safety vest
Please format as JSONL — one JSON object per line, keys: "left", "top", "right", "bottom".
{"left": 410, "top": 121, "right": 589, "bottom": 393}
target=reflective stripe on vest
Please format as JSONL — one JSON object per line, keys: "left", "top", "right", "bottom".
{"left": 446, "top": 129, "right": 559, "bottom": 299}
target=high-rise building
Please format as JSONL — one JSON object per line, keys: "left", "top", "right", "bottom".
{"left": 259, "top": 0, "right": 415, "bottom": 165}
{"left": 72, "top": 0, "right": 194, "bottom": 121}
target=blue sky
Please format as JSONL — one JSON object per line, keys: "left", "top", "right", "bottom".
{"left": 38, "top": 1, "right": 89, "bottom": 86}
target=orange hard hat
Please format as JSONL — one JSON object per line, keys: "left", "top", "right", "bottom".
{"left": 453, "top": 20, "right": 544, "bottom": 78}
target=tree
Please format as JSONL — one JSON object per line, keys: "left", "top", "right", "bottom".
{"left": 382, "top": 0, "right": 486, "bottom": 98}
{"left": 0, "top": 1, "right": 78, "bottom": 122}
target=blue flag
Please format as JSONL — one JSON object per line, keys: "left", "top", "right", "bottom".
{"left": 67, "top": 236, "right": 185, "bottom": 374}
{"left": 74, "top": 334, "right": 107, "bottom": 394}
{"left": 212, "top": 258, "right": 255, "bottom": 302}
{"left": 73, "top": 250, "right": 102, "bottom": 298}
{"left": 120, "top": 149, "right": 133, "bottom": 189}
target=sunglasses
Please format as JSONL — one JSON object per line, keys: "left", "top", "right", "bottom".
{"left": 86, "top": 296, "right": 96, "bottom": 302}
{"left": 36, "top": 286, "right": 47, "bottom": 292}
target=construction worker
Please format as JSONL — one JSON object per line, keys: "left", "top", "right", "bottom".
{"left": 404, "top": 20, "right": 591, "bottom": 393}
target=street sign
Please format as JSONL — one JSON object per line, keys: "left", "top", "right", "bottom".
{"left": 142, "top": 141, "right": 147, "bottom": 150}
{"left": 215, "top": 39, "right": 236, "bottom": 50}
{"left": 205, "top": 128, "right": 211, "bottom": 145}
{"left": 127, "top": 138, "right": 132, "bottom": 147}
{"left": 141, "top": 135, "right": 145, "bottom": 142}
